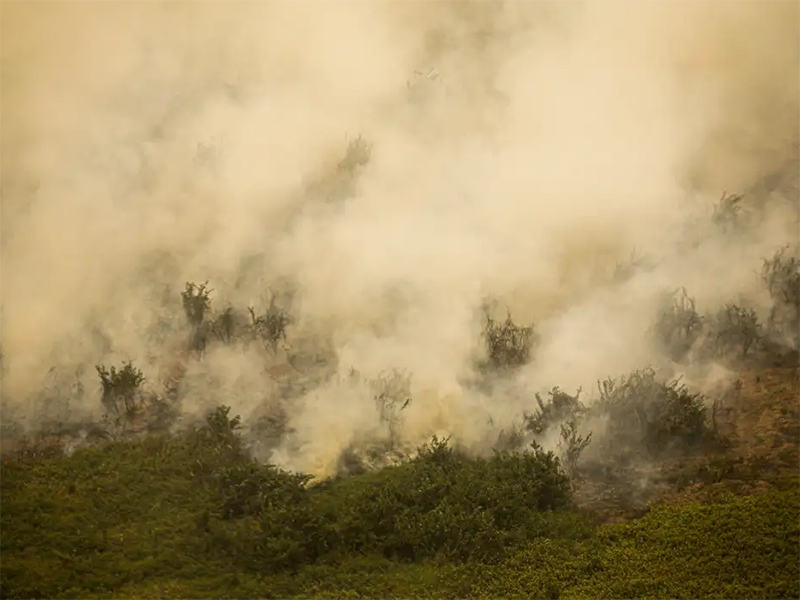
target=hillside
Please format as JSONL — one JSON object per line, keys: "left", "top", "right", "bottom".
{"left": 2, "top": 2, "right": 799, "bottom": 599}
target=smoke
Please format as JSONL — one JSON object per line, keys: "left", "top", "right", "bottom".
{"left": 1, "top": 1, "right": 797, "bottom": 476}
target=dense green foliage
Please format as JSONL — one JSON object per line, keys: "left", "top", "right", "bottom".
{"left": 2, "top": 410, "right": 797, "bottom": 599}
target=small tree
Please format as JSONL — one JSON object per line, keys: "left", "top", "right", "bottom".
{"left": 96, "top": 361, "right": 145, "bottom": 417}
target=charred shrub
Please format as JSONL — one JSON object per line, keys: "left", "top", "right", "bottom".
{"left": 557, "top": 420, "right": 593, "bottom": 475}
{"left": 246, "top": 294, "right": 291, "bottom": 353}
{"left": 652, "top": 288, "right": 704, "bottom": 362}
{"left": 524, "top": 387, "right": 585, "bottom": 436}
{"left": 703, "top": 304, "right": 763, "bottom": 360}
{"left": 711, "top": 191, "right": 748, "bottom": 234}
{"left": 181, "top": 281, "right": 212, "bottom": 327}
{"left": 594, "top": 369, "right": 710, "bottom": 458}
{"left": 762, "top": 245, "right": 800, "bottom": 348}
{"left": 182, "top": 281, "right": 213, "bottom": 354}
{"left": 371, "top": 369, "right": 412, "bottom": 451}
{"left": 209, "top": 306, "right": 238, "bottom": 344}
{"left": 96, "top": 361, "right": 145, "bottom": 417}
{"left": 523, "top": 388, "right": 592, "bottom": 473}
{"left": 483, "top": 311, "right": 539, "bottom": 370}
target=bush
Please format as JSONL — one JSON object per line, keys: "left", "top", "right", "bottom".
{"left": 703, "top": 304, "right": 763, "bottom": 360}
{"left": 594, "top": 368, "right": 710, "bottom": 458}
{"left": 762, "top": 245, "right": 800, "bottom": 348}
{"left": 652, "top": 287, "right": 704, "bottom": 362}
{"left": 216, "top": 463, "right": 313, "bottom": 520}
{"left": 181, "top": 281, "right": 213, "bottom": 327}
{"left": 246, "top": 294, "right": 291, "bottom": 353}
{"left": 524, "top": 387, "right": 585, "bottom": 436}
{"left": 209, "top": 306, "right": 237, "bottom": 344}
{"left": 182, "top": 281, "right": 213, "bottom": 354}
{"left": 325, "top": 437, "right": 575, "bottom": 563}
{"left": 712, "top": 191, "right": 748, "bottom": 234}
{"left": 96, "top": 361, "right": 145, "bottom": 417}
{"left": 202, "top": 405, "right": 242, "bottom": 448}
{"left": 483, "top": 311, "right": 539, "bottom": 370}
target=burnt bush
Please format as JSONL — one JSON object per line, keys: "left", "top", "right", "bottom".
{"left": 711, "top": 191, "right": 748, "bottom": 234}
{"left": 652, "top": 288, "right": 704, "bottom": 362}
{"left": 181, "top": 281, "right": 213, "bottom": 328}
{"left": 593, "top": 368, "right": 711, "bottom": 458}
{"left": 762, "top": 245, "right": 800, "bottom": 348}
{"left": 182, "top": 281, "right": 213, "bottom": 354}
{"left": 524, "top": 387, "right": 585, "bottom": 436}
{"left": 483, "top": 311, "right": 539, "bottom": 370}
{"left": 702, "top": 304, "right": 763, "bottom": 360}
{"left": 246, "top": 295, "right": 291, "bottom": 353}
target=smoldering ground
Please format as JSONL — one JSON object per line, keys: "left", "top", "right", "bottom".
{"left": 1, "top": 1, "right": 797, "bottom": 477}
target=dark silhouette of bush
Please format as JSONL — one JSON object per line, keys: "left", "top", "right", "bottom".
{"left": 712, "top": 191, "right": 747, "bottom": 234}
{"left": 524, "top": 387, "right": 585, "bottom": 436}
{"left": 652, "top": 288, "right": 704, "bottom": 362}
{"left": 762, "top": 245, "right": 800, "bottom": 348}
{"left": 483, "top": 311, "right": 538, "bottom": 370}
{"left": 182, "top": 281, "right": 213, "bottom": 354}
{"left": 246, "top": 295, "right": 291, "bottom": 353}
{"left": 703, "top": 304, "right": 763, "bottom": 360}
{"left": 182, "top": 281, "right": 213, "bottom": 327}
{"left": 210, "top": 306, "right": 237, "bottom": 344}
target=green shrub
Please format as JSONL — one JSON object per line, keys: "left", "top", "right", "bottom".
{"left": 216, "top": 463, "right": 312, "bottom": 520}
{"left": 323, "top": 437, "right": 575, "bottom": 563}
{"left": 96, "top": 361, "right": 145, "bottom": 417}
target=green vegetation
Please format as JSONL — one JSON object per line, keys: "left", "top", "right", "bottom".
{"left": 2, "top": 191, "right": 798, "bottom": 598}
{"left": 1, "top": 409, "right": 797, "bottom": 599}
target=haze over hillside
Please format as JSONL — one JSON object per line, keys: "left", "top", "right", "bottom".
{"left": 1, "top": 0, "right": 798, "bottom": 477}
